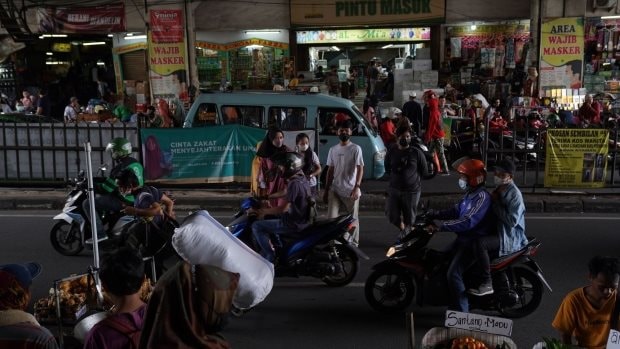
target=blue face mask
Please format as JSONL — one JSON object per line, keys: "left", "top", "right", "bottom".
{"left": 458, "top": 178, "right": 468, "bottom": 190}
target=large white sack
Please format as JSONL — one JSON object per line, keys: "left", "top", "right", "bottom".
{"left": 172, "top": 210, "right": 274, "bottom": 309}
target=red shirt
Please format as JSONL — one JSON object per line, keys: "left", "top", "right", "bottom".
{"left": 579, "top": 101, "right": 601, "bottom": 125}
{"left": 380, "top": 120, "right": 396, "bottom": 145}
{"left": 424, "top": 98, "right": 445, "bottom": 143}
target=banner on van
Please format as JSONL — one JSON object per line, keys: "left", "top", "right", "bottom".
{"left": 140, "top": 126, "right": 317, "bottom": 183}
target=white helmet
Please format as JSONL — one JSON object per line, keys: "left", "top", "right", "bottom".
{"left": 388, "top": 107, "right": 402, "bottom": 119}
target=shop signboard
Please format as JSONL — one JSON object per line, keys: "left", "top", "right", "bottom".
{"left": 539, "top": 17, "right": 584, "bottom": 97}
{"left": 196, "top": 39, "right": 289, "bottom": 51}
{"left": 544, "top": 129, "right": 609, "bottom": 188}
{"left": 148, "top": 9, "right": 189, "bottom": 102}
{"left": 290, "top": 0, "right": 444, "bottom": 27}
{"left": 140, "top": 125, "right": 264, "bottom": 183}
{"left": 36, "top": 4, "right": 125, "bottom": 33}
{"left": 296, "top": 27, "right": 430, "bottom": 44}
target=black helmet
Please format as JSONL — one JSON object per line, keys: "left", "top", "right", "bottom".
{"left": 272, "top": 151, "right": 303, "bottom": 178}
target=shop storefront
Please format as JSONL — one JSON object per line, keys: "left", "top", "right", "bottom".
{"left": 443, "top": 22, "right": 531, "bottom": 100}
{"left": 195, "top": 31, "right": 290, "bottom": 91}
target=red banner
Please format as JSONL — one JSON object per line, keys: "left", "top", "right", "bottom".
{"left": 37, "top": 3, "right": 125, "bottom": 33}
{"left": 150, "top": 9, "right": 183, "bottom": 43}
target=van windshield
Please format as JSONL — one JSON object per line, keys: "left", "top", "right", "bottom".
{"left": 352, "top": 105, "right": 377, "bottom": 136}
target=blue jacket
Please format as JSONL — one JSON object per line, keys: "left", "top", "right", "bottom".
{"left": 492, "top": 181, "right": 528, "bottom": 256}
{"left": 436, "top": 186, "right": 495, "bottom": 241}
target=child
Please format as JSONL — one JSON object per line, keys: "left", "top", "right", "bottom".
{"left": 296, "top": 132, "right": 321, "bottom": 197}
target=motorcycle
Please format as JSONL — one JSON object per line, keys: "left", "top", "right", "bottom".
{"left": 364, "top": 213, "right": 552, "bottom": 318}
{"left": 50, "top": 168, "right": 135, "bottom": 256}
{"left": 226, "top": 197, "right": 369, "bottom": 287}
{"left": 412, "top": 135, "right": 438, "bottom": 179}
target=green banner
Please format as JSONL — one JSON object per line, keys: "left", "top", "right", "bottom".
{"left": 141, "top": 125, "right": 265, "bottom": 183}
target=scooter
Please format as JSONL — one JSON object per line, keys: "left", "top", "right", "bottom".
{"left": 226, "top": 197, "right": 369, "bottom": 287}
{"left": 50, "top": 168, "right": 135, "bottom": 256}
{"left": 364, "top": 213, "right": 552, "bottom": 318}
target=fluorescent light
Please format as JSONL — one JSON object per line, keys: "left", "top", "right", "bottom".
{"left": 107, "top": 34, "right": 114, "bottom": 37}
{"left": 602, "top": 15, "right": 620, "bottom": 19}
{"left": 246, "top": 45, "right": 264, "bottom": 49}
{"left": 46, "top": 52, "right": 53, "bottom": 56}
{"left": 83, "top": 41, "right": 106, "bottom": 46}
{"left": 40, "top": 34, "right": 68, "bottom": 38}
{"left": 45, "top": 61, "right": 69, "bottom": 65}
{"left": 97, "top": 61, "right": 106, "bottom": 66}
{"left": 244, "top": 30, "right": 281, "bottom": 34}
{"left": 331, "top": 46, "right": 340, "bottom": 51}
{"left": 124, "top": 35, "right": 146, "bottom": 40}
{"left": 382, "top": 44, "right": 393, "bottom": 49}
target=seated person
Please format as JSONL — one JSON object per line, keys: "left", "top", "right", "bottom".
{"left": 0, "top": 262, "right": 59, "bottom": 349}
{"left": 251, "top": 152, "right": 311, "bottom": 263}
{"left": 115, "top": 169, "right": 175, "bottom": 254}
{"left": 84, "top": 247, "right": 147, "bottom": 349}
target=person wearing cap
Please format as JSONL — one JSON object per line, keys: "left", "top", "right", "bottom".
{"left": 0, "top": 262, "right": 59, "bottom": 348}
{"left": 468, "top": 158, "right": 528, "bottom": 297}
{"left": 402, "top": 92, "right": 423, "bottom": 136}
{"left": 379, "top": 107, "right": 398, "bottom": 147}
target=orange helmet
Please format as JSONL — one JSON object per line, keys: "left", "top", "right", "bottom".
{"left": 454, "top": 158, "right": 486, "bottom": 187}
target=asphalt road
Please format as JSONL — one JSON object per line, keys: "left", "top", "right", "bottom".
{"left": 1, "top": 210, "right": 619, "bottom": 349}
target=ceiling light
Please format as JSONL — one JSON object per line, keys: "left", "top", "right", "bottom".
{"left": 124, "top": 35, "right": 146, "bottom": 40}
{"left": 46, "top": 52, "right": 53, "bottom": 56}
{"left": 40, "top": 34, "right": 68, "bottom": 38}
{"left": 244, "top": 30, "right": 281, "bottom": 34}
{"left": 331, "top": 46, "right": 340, "bottom": 51}
{"left": 470, "top": 23, "right": 477, "bottom": 30}
{"left": 602, "top": 15, "right": 620, "bottom": 19}
{"left": 82, "top": 42, "right": 106, "bottom": 46}
{"left": 107, "top": 34, "right": 114, "bottom": 37}
{"left": 382, "top": 44, "right": 393, "bottom": 49}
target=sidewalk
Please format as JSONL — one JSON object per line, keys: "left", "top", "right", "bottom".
{"left": 1, "top": 172, "right": 619, "bottom": 213}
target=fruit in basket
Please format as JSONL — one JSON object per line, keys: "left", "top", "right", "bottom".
{"left": 450, "top": 336, "right": 489, "bottom": 349}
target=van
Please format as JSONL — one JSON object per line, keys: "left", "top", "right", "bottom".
{"left": 183, "top": 91, "right": 386, "bottom": 179}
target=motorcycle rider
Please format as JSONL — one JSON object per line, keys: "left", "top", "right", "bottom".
{"left": 427, "top": 158, "right": 495, "bottom": 312}
{"left": 469, "top": 158, "right": 528, "bottom": 297}
{"left": 250, "top": 152, "right": 312, "bottom": 263}
{"left": 83, "top": 137, "right": 144, "bottom": 243}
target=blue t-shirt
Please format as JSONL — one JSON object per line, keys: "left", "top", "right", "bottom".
{"left": 134, "top": 186, "right": 163, "bottom": 228}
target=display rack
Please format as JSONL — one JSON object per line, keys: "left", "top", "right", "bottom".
{"left": 0, "top": 62, "right": 17, "bottom": 102}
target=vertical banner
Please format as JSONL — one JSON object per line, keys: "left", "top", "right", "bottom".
{"left": 539, "top": 17, "right": 584, "bottom": 95}
{"left": 544, "top": 129, "right": 609, "bottom": 188}
{"left": 148, "top": 9, "right": 189, "bottom": 102}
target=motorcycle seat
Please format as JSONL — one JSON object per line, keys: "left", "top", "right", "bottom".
{"left": 490, "top": 237, "right": 540, "bottom": 267}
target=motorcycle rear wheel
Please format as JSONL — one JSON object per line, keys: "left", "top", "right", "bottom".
{"left": 364, "top": 269, "right": 415, "bottom": 313}
{"left": 50, "top": 221, "right": 84, "bottom": 256}
{"left": 321, "top": 245, "right": 359, "bottom": 287}
{"left": 498, "top": 266, "right": 543, "bottom": 318}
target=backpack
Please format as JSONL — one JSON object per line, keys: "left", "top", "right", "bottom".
{"left": 101, "top": 316, "right": 141, "bottom": 349}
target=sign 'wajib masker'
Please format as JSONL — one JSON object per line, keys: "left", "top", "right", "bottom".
{"left": 290, "top": 0, "right": 445, "bottom": 26}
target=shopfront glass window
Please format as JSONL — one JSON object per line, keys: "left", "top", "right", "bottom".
{"left": 221, "top": 105, "right": 263, "bottom": 128}
{"left": 268, "top": 107, "right": 307, "bottom": 130}
{"left": 193, "top": 103, "right": 218, "bottom": 127}
{"left": 318, "top": 108, "right": 365, "bottom": 136}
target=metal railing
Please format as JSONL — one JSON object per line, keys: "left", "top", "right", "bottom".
{"left": 0, "top": 121, "right": 140, "bottom": 186}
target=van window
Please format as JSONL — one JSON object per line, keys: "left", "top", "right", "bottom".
{"left": 268, "top": 107, "right": 307, "bottom": 130}
{"left": 318, "top": 108, "right": 364, "bottom": 136}
{"left": 221, "top": 105, "right": 263, "bottom": 128}
{"left": 194, "top": 103, "right": 218, "bottom": 127}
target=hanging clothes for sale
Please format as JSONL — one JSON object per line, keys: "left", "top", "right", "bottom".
{"left": 480, "top": 47, "right": 496, "bottom": 69}
{"left": 451, "top": 37, "right": 462, "bottom": 58}
{"left": 494, "top": 45, "right": 505, "bottom": 77}
{"left": 505, "top": 39, "right": 516, "bottom": 69}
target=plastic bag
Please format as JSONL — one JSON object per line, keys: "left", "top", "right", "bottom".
{"left": 172, "top": 210, "right": 274, "bottom": 309}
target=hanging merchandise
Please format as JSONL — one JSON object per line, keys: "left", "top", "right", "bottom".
{"left": 494, "top": 45, "right": 505, "bottom": 77}
{"left": 450, "top": 37, "right": 462, "bottom": 58}
{"left": 505, "top": 38, "right": 516, "bottom": 69}
{"left": 480, "top": 47, "right": 496, "bottom": 69}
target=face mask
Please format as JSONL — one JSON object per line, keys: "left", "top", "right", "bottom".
{"left": 458, "top": 178, "right": 468, "bottom": 190}
{"left": 298, "top": 144, "right": 309, "bottom": 152}
{"left": 339, "top": 133, "right": 350, "bottom": 142}
{"left": 398, "top": 137, "right": 410, "bottom": 147}
{"left": 272, "top": 140, "right": 283, "bottom": 148}
{"left": 494, "top": 176, "right": 511, "bottom": 186}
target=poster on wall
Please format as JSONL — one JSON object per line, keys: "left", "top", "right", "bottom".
{"left": 148, "top": 9, "right": 189, "bottom": 103}
{"left": 544, "top": 129, "right": 609, "bottom": 188}
{"left": 539, "top": 17, "right": 584, "bottom": 96}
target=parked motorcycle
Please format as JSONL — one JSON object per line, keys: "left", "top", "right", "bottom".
{"left": 227, "top": 197, "right": 368, "bottom": 287}
{"left": 364, "top": 213, "right": 552, "bottom": 318}
{"left": 50, "top": 168, "right": 134, "bottom": 256}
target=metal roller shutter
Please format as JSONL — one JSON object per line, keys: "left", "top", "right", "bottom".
{"left": 121, "top": 50, "right": 147, "bottom": 81}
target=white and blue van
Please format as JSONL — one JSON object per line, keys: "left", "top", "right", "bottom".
{"left": 183, "top": 91, "right": 386, "bottom": 179}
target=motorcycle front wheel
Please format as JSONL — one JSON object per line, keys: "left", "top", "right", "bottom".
{"left": 498, "top": 266, "right": 543, "bottom": 318}
{"left": 364, "top": 268, "right": 415, "bottom": 313}
{"left": 50, "top": 221, "right": 84, "bottom": 256}
{"left": 321, "top": 245, "right": 359, "bottom": 287}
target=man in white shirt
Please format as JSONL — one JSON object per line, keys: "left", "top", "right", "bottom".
{"left": 322, "top": 120, "right": 364, "bottom": 246}
{"left": 63, "top": 97, "right": 80, "bottom": 123}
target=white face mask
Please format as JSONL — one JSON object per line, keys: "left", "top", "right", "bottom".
{"left": 458, "top": 178, "right": 468, "bottom": 190}
{"left": 494, "top": 176, "right": 511, "bottom": 186}
{"left": 298, "top": 144, "right": 309, "bottom": 152}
